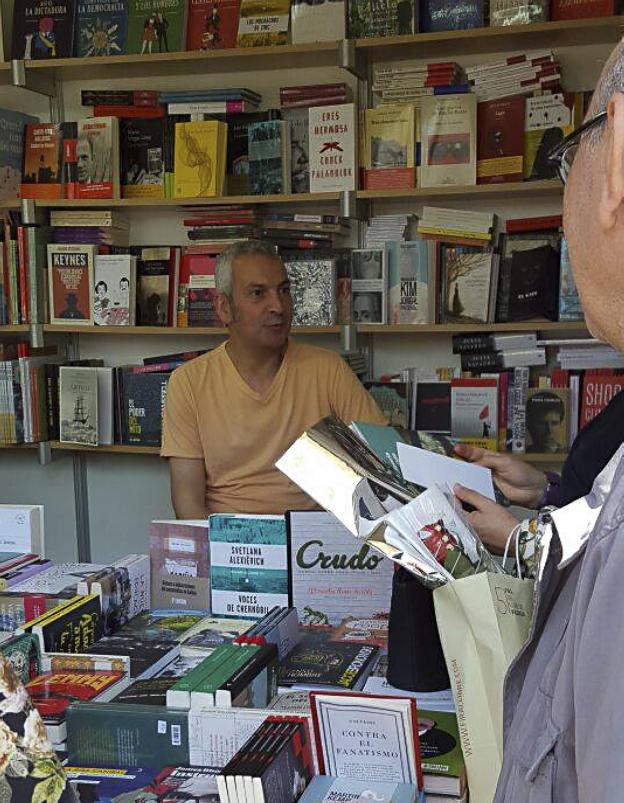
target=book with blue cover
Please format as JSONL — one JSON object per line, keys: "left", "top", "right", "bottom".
{"left": 209, "top": 514, "right": 290, "bottom": 619}
{"left": 0, "top": 108, "right": 38, "bottom": 202}
{"left": 75, "top": 0, "right": 129, "bottom": 57}
{"left": 299, "top": 776, "right": 420, "bottom": 803}
{"left": 248, "top": 120, "right": 291, "bottom": 195}
{"left": 558, "top": 237, "right": 583, "bottom": 322}
{"left": 350, "top": 421, "right": 408, "bottom": 476}
{"left": 419, "top": 0, "right": 484, "bottom": 31}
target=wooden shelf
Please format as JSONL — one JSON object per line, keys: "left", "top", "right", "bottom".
{"left": 22, "top": 41, "right": 340, "bottom": 79}
{"left": 0, "top": 325, "right": 30, "bottom": 334}
{"left": 49, "top": 441, "right": 161, "bottom": 455}
{"left": 358, "top": 180, "right": 561, "bottom": 202}
{"left": 356, "top": 15, "right": 624, "bottom": 60}
{"left": 358, "top": 321, "right": 588, "bottom": 334}
{"left": 43, "top": 325, "right": 340, "bottom": 335}
{"left": 35, "top": 193, "right": 340, "bottom": 208}
{"left": 0, "top": 443, "right": 38, "bottom": 450}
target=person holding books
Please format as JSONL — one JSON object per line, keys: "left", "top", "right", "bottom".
{"left": 161, "top": 239, "right": 386, "bottom": 518}
{"left": 473, "top": 41, "right": 624, "bottom": 803}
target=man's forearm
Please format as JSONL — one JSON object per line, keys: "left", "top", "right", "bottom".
{"left": 173, "top": 496, "right": 208, "bottom": 519}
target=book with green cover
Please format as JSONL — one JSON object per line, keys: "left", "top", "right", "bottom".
{"left": 126, "top": 0, "right": 188, "bottom": 55}
{"left": 350, "top": 421, "right": 408, "bottom": 476}
{"left": 190, "top": 644, "right": 261, "bottom": 708}
{"left": 66, "top": 702, "right": 190, "bottom": 767}
{"left": 167, "top": 643, "right": 238, "bottom": 708}
{"left": 418, "top": 708, "right": 466, "bottom": 797}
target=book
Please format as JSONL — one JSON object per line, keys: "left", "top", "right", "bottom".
{"left": 386, "top": 240, "right": 432, "bottom": 325}
{"left": 20, "top": 123, "right": 63, "bottom": 200}
{"left": 497, "top": 235, "right": 561, "bottom": 322}
{"left": 0, "top": 109, "right": 38, "bottom": 201}
{"left": 349, "top": 421, "right": 408, "bottom": 474}
{"left": 291, "top": 0, "right": 346, "bottom": 42}
{"left": 299, "top": 777, "right": 418, "bottom": 803}
{"left": 287, "top": 511, "right": 393, "bottom": 627}
{"left": 278, "top": 634, "right": 378, "bottom": 691}
{"left": 236, "top": 0, "right": 291, "bottom": 45}
{"left": 11, "top": 0, "right": 77, "bottom": 59}
{"left": 126, "top": 0, "right": 189, "bottom": 53}
{"left": 110, "top": 675, "right": 176, "bottom": 705}
{"left": 364, "top": 381, "right": 410, "bottom": 428}
{"left": 450, "top": 378, "right": 498, "bottom": 447}
{"left": 248, "top": 120, "right": 291, "bottom": 195}
{"left": 215, "top": 642, "right": 279, "bottom": 707}
{"left": 489, "top": 0, "right": 549, "bottom": 24}
{"left": 552, "top": 0, "right": 615, "bottom": 18}
{"left": 418, "top": 709, "right": 466, "bottom": 797}
{"left": 309, "top": 104, "right": 357, "bottom": 193}
{"left": 285, "top": 259, "right": 336, "bottom": 326}
{"left": 23, "top": 593, "right": 104, "bottom": 653}
{"left": 180, "top": 615, "right": 252, "bottom": 655}
{"left": 419, "top": 0, "right": 483, "bottom": 30}
{"left": 67, "top": 703, "right": 190, "bottom": 767}
{"left": 310, "top": 692, "right": 423, "bottom": 787}
{"left": 420, "top": 94, "right": 477, "bottom": 187}
{"left": 351, "top": 248, "right": 387, "bottom": 325}
{"left": 525, "top": 387, "right": 568, "bottom": 453}
{"left": 66, "top": 767, "right": 161, "bottom": 800}
{"left": 74, "top": 0, "right": 129, "bottom": 56}
{"left": 59, "top": 366, "right": 99, "bottom": 446}
{"left": 120, "top": 117, "right": 166, "bottom": 199}
{"left": 0, "top": 632, "right": 39, "bottom": 684}
{"left": 174, "top": 120, "right": 227, "bottom": 198}
{"left": 282, "top": 108, "right": 310, "bottom": 194}
{"left": 580, "top": 373, "right": 624, "bottom": 428}
{"left": 361, "top": 104, "right": 416, "bottom": 190}
{"left": 26, "top": 668, "right": 125, "bottom": 743}
{"left": 149, "top": 519, "right": 211, "bottom": 613}
{"left": 47, "top": 243, "right": 97, "bottom": 325}
{"left": 558, "top": 237, "right": 583, "bottom": 322}
{"left": 439, "top": 245, "right": 497, "bottom": 324}
{"left": 0, "top": 503, "right": 44, "bottom": 555}
{"left": 187, "top": 0, "right": 242, "bottom": 49}
{"left": 348, "top": 0, "right": 416, "bottom": 36}
{"left": 477, "top": 95, "right": 525, "bottom": 184}
{"left": 209, "top": 514, "right": 290, "bottom": 619}
{"left": 93, "top": 254, "right": 137, "bottom": 326}
{"left": 134, "top": 245, "right": 177, "bottom": 326}
{"left": 330, "top": 614, "right": 389, "bottom": 648}
{"left": 120, "top": 369, "right": 170, "bottom": 446}
{"left": 524, "top": 93, "right": 582, "bottom": 180}
{"left": 76, "top": 117, "right": 121, "bottom": 199}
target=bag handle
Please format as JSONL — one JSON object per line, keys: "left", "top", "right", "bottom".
{"left": 503, "top": 522, "right": 524, "bottom": 579}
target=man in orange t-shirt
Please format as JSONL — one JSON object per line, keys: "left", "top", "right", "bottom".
{"left": 161, "top": 240, "right": 386, "bottom": 517}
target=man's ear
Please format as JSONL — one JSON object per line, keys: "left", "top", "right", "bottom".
{"left": 599, "top": 92, "right": 624, "bottom": 232}
{"left": 215, "top": 293, "right": 232, "bottom": 326}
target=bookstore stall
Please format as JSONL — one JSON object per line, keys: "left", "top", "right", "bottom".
{"left": 0, "top": 1, "right": 623, "bottom": 802}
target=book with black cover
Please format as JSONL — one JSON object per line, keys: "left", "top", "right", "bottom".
{"left": 496, "top": 235, "right": 561, "bottom": 322}
{"left": 278, "top": 632, "right": 378, "bottom": 690}
{"left": 419, "top": 0, "right": 483, "bottom": 30}
{"left": 26, "top": 594, "right": 104, "bottom": 653}
{"left": 121, "top": 117, "right": 166, "bottom": 199}
{"left": 121, "top": 370, "right": 170, "bottom": 446}
{"left": 11, "top": 0, "right": 77, "bottom": 60}
{"left": 81, "top": 634, "right": 178, "bottom": 678}
{"left": 110, "top": 676, "right": 176, "bottom": 706}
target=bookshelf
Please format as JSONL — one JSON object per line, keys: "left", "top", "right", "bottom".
{"left": 42, "top": 325, "right": 342, "bottom": 335}
{"left": 0, "top": 324, "right": 29, "bottom": 333}
{"left": 35, "top": 193, "right": 341, "bottom": 208}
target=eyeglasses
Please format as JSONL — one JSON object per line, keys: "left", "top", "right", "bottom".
{"left": 548, "top": 111, "right": 607, "bottom": 184}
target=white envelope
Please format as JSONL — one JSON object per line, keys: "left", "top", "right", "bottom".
{"left": 397, "top": 442, "right": 495, "bottom": 501}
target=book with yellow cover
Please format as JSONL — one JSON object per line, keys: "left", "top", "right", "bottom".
{"left": 174, "top": 120, "right": 227, "bottom": 199}
{"left": 237, "top": 0, "right": 291, "bottom": 46}
{"left": 362, "top": 103, "right": 416, "bottom": 190}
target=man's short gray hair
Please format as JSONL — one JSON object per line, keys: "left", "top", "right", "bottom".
{"left": 585, "top": 40, "right": 624, "bottom": 146}
{"left": 215, "top": 239, "right": 280, "bottom": 298}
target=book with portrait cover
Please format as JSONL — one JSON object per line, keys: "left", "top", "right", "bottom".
{"left": 149, "top": 519, "right": 211, "bottom": 613}
{"left": 552, "top": 0, "right": 615, "bottom": 18}
{"left": 285, "top": 259, "right": 337, "bottom": 327}
{"left": 420, "top": 94, "right": 477, "bottom": 188}
{"left": 59, "top": 366, "right": 99, "bottom": 445}
{"left": 525, "top": 387, "right": 568, "bottom": 454}
{"left": 419, "top": 0, "right": 483, "bottom": 31}
{"left": 362, "top": 103, "right": 416, "bottom": 190}
{"left": 351, "top": 248, "right": 387, "bottom": 325}
{"left": 348, "top": 0, "right": 416, "bottom": 36}
{"left": 76, "top": 117, "right": 121, "bottom": 199}
{"left": 21, "top": 123, "right": 63, "bottom": 200}
{"left": 75, "top": 0, "right": 129, "bottom": 57}
{"left": 11, "top": 0, "right": 77, "bottom": 60}
{"left": 126, "top": 0, "right": 189, "bottom": 54}
{"left": 236, "top": 0, "right": 290, "bottom": 46}
{"left": 187, "top": 0, "right": 242, "bottom": 49}
{"left": 477, "top": 95, "right": 525, "bottom": 184}
{"left": 0, "top": 109, "right": 38, "bottom": 201}
{"left": 93, "top": 254, "right": 137, "bottom": 326}
{"left": 282, "top": 108, "right": 310, "bottom": 194}
{"left": 48, "top": 243, "right": 97, "bottom": 326}
{"left": 309, "top": 104, "right": 357, "bottom": 193}
{"left": 121, "top": 117, "right": 166, "bottom": 199}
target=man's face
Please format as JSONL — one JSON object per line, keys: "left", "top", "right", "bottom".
{"left": 218, "top": 254, "right": 293, "bottom": 350}
{"left": 531, "top": 410, "right": 561, "bottom": 451}
{"left": 353, "top": 293, "right": 375, "bottom": 322}
{"left": 76, "top": 139, "right": 92, "bottom": 183}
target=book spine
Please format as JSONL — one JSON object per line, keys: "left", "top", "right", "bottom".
{"left": 190, "top": 646, "right": 259, "bottom": 709}
{"left": 216, "top": 644, "right": 278, "bottom": 707}
{"left": 17, "top": 227, "right": 29, "bottom": 324}
{"left": 511, "top": 366, "right": 530, "bottom": 453}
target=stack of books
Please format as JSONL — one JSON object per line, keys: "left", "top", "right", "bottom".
{"left": 372, "top": 61, "right": 468, "bottom": 105}
{"left": 280, "top": 84, "right": 351, "bottom": 110}
{"left": 466, "top": 50, "right": 562, "bottom": 102}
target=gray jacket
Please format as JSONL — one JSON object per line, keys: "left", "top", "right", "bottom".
{"left": 494, "top": 445, "right": 624, "bottom": 803}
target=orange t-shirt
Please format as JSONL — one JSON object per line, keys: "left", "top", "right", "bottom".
{"left": 161, "top": 339, "right": 387, "bottom": 514}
